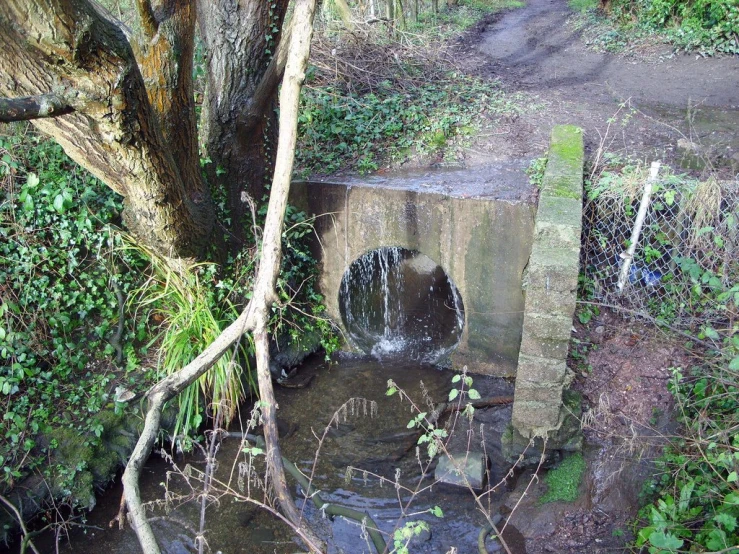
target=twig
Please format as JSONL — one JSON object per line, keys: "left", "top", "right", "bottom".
{"left": 576, "top": 300, "right": 716, "bottom": 349}
{"left": 0, "top": 494, "right": 41, "bottom": 554}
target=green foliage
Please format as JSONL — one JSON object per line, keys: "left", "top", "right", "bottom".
{"left": 525, "top": 156, "right": 548, "bottom": 188}
{"left": 389, "top": 368, "right": 478, "bottom": 461}
{"left": 581, "top": 0, "right": 739, "bottom": 55}
{"left": 582, "top": 159, "right": 737, "bottom": 328}
{"left": 128, "top": 202, "right": 338, "bottom": 446}
{"left": 583, "top": 156, "right": 739, "bottom": 551}
{"left": 0, "top": 127, "right": 145, "bottom": 492}
{"left": 0, "top": 124, "right": 337, "bottom": 509}
{"left": 297, "top": 75, "right": 519, "bottom": 175}
{"left": 635, "top": 362, "right": 739, "bottom": 553}
{"left": 392, "top": 520, "right": 430, "bottom": 554}
{"left": 129, "top": 242, "right": 254, "bottom": 445}
{"left": 540, "top": 453, "right": 586, "bottom": 503}
{"left": 569, "top": 0, "right": 599, "bottom": 12}
{"left": 269, "top": 204, "right": 340, "bottom": 360}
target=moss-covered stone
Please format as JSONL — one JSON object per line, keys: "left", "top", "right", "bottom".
{"left": 542, "top": 125, "right": 584, "bottom": 201}
{"left": 513, "top": 125, "right": 583, "bottom": 440}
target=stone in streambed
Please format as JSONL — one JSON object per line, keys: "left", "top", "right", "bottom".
{"left": 434, "top": 450, "right": 488, "bottom": 490}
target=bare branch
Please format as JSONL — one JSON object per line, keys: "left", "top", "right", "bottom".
{"left": 122, "top": 1, "right": 324, "bottom": 553}
{"left": 122, "top": 305, "right": 255, "bottom": 554}
{"left": 0, "top": 494, "right": 41, "bottom": 554}
{"left": 247, "top": 0, "right": 322, "bottom": 548}
{"left": 0, "top": 94, "right": 73, "bottom": 123}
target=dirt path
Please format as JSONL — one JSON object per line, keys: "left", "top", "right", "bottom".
{"left": 453, "top": 3, "right": 737, "bottom": 553}
{"left": 459, "top": 0, "right": 739, "bottom": 173}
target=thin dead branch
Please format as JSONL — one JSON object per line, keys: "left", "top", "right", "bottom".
{"left": 121, "top": 1, "right": 323, "bottom": 552}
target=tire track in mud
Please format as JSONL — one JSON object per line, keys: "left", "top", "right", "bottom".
{"left": 459, "top": 0, "right": 739, "bottom": 171}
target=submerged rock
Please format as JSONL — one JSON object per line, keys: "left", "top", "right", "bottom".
{"left": 434, "top": 450, "right": 489, "bottom": 491}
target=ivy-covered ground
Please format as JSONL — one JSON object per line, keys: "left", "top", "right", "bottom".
{"left": 0, "top": 124, "right": 333, "bottom": 542}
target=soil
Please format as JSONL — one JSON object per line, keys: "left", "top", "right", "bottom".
{"left": 502, "top": 311, "right": 692, "bottom": 553}
{"left": 446, "top": 2, "right": 738, "bottom": 552}
{"left": 454, "top": 0, "right": 739, "bottom": 175}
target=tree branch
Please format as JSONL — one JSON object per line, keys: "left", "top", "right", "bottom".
{"left": 0, "top": 94, "right": 73, "bottom": 122}
{"left": 243, "top": 20, "right": 293, "bottom": 134}
{"left": 0, "top": 494, "right": 41, "bottom": 554}
{"left": 136, "top": 0, "right": 159, "bottom": 38}
{"left": 122, "top": 1, "right": 323, "bottom": 552}
{"left": 247, "top": 0, "right": 322, "bottom": 548}
{"left": 122, "top": 306, "right": 256, "bottom": 554}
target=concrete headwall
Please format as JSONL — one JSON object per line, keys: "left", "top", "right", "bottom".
{"left": 511, "top": 125, "right": 584, "bottom": 437}
{"left": 290, "top": 178, "right": 536, "bottom": 376}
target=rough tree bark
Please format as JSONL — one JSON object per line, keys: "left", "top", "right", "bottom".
{"left": 0, "top": 0, "right": 214, "bottom": 261}
{"left": 121, "top": 1, "right": 322, "bottom": 552}
{"left": 196, "top": 0, "right": 291, "bottom": 249}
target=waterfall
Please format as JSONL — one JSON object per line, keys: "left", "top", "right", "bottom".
{"left": 339, "top": 247, "right": 464, "bottom": 364}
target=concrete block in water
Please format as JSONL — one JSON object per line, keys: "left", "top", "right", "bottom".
{"left": 434, "top": 450, "right": 488, "bottom": 490}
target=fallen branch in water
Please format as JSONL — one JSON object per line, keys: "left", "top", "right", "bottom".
{"left": 120, "top": 2, "right": 323, "bottom": 552}
{"left": 441, "top": 395, "right": 514, "bottom": 414}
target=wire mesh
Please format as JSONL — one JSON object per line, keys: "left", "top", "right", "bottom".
{"left": 581, "top": 166, "right": 739, "bottom": 333}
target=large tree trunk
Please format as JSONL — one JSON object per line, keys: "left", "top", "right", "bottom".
{"left": 132, "top": 0, "right": 212, "bottom": 225}
{"left": 196, "top": 0, "right": 291, "bottom": 249}
{"left": 122, "top": 2, "right": 323, "bottom": 551}
{"left": 0, "top": 0, "right": 214, "bottom": 261}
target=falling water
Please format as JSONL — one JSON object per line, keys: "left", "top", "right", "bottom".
{"left": 339, "top": 247, "right": 464, "bottom": 364}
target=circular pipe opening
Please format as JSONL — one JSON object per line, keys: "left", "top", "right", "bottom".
{"left": 339, "top": 247, "right": 465, "bottom": 363}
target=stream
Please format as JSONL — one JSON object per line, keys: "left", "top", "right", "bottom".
{"left": 42, "top": 356, "right": 524, "bottom": 554}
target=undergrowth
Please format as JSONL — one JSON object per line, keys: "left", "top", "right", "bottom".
{"left": 0, "top": 123, "right": 338, "bottom": 526}
{"left": 579, "top": 153, "right": 739, "bottom": 551}
{"left": 297, "top": 75, "right": 520, "bottom": 174}
{"left": 571, "top": 0, "right": 739, "bottom": 56}
{"left": 0, "top": 124, "right": 147, "bottom": 495}
{"left": 636, "top": 354, "right": 739, "bottom": 553}
{"left": 296, "top": 1, "right": 527, "bottom": 175}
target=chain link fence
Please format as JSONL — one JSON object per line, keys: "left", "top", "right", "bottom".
{"left": 580, "top": 162, "right": 739, "bottom": 334}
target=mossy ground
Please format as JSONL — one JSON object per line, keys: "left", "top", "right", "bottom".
{"left": 540, "top": 452, "right": 586, "bottom": 504}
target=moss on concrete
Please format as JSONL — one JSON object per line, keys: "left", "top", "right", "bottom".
{"left": 541, "top": 125, "right": 584, "bottom": 200}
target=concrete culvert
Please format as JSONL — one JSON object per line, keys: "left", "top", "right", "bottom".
{"left": 339, "top": 247, "right": 465, "bottom": 364}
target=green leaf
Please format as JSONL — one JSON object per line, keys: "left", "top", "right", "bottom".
{"left": 53, "top": 194, "right": 66, "bottom": 214}
{"left": 468, "top": 388, "right": 481, "bottom": 400}
{"left": 448, "top": 388, "right": 459, "bottom": 402}
{"left": 26, "top": 173, "right": 39, "bottom": 187}
{"left": 430, "top": 506, "right": 444, "bottom": 518}
{"left": 728, "top": 471, "right": 738, "bottom": 483}
{"left": 451, "top": 374, "right": 461, "bottom": 383}
{"left": 729, "top": 357, "right": 739, "bottom": 371}
{"left": 714, "top": 512, "right": 737, "bottom": 532}
{"left": 23, "top": 194, "right": 34, "bottom": 212}
{"left": 386, "top": 386, "right": 397, "bottom": 396}
{"left": 705, "top": 528, "right": 728, "bottom": 551}
{"left": 678, "top": 480, "right": 694, "bottom": 513}
{"left": 648, "top": 530, "right": 683, "bottom": 551}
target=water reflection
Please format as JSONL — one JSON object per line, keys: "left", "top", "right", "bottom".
{"left": 45, "top": 357, "right": 516, "bottom": 554}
